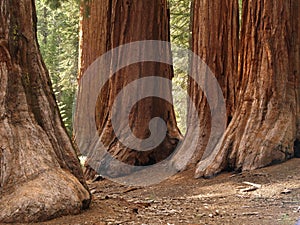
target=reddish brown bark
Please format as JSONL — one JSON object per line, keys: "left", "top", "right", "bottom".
{"left": 77, "top": 0, "right": 182, "bottom": 179}
{"left": 188, "top": 0, "right": 239, "bottom": 164}
{"left": 196, "top": 0, "right": 300, "bottom": 177}
{"left": 0, "top": 0, "right": 90, "bottom": 222}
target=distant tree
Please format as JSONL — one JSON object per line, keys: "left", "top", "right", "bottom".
{"left": 77, "top": 0, "right": 182, "bottom": 179}
{"left": 36, "top": 0, "right": 79, "bottom": 135}
{"left": 169, "top": 0, "right": 191, "bottom": 49}
{"left": 196, "top": 0, "right": 300, "bottom": 177}
{"left": 0, "top": 0, "right": 90, "bottom": 222}
{"left": 169, "top": 0, "right": 191, "bottom": 134}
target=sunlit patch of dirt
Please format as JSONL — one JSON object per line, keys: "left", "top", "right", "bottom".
{"left": 7, "top": 158, "right": 300, "bottom": 225}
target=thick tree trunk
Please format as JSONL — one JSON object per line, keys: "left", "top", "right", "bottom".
{"left": 294, "top": 1, "right": 300, "bottom": 158}
{"left": 77, "top": 0, "right": 182, "bottom": 179}
{"left": 0, "top": 0, "right": 90, "bottom": 222}
{"left": 196, "top": 0, "right": 300, "bottom": 177}
{"left": 188, "top": 0, "right": 239, "bottom": 164}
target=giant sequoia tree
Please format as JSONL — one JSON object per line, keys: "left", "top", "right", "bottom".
{"left": 188, "top": 0, "right": 239, "bottom": 164}
{"left": 195, "top": 0, "right": 300, "bottom": 177}
{"left": 77, "top": 0, "right": 182, "bottom": 178}
{"left": 0, "top": 0, "right": 90, "bottom": 222}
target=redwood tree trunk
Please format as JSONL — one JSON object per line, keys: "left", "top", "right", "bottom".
{"left": 196, "top": 0, "right": 300, "bottom": 177}
{"left": 188, "top": 0, "right": 239, "bottom": 164}
{"left": 0, "top": 0, "right": 90, "bottom": 222}
{"left": 77, "top": 0, "right": 182, "bottom": 179}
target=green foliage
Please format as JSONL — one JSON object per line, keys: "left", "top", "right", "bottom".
{"left": 239, "top": 0, "right": 243, "bottom": 26}
{"left": 170, "top": 0, "right": 191, "bottom": 49}
{"left": 36, "top": 0, "right": 79, "bottom": 135}
{"left": 44, "top": 0, "right": 81, "bottom": 9}
{"left": 170, "top": 0, "right": 191, "bottom": 134}
{"left": 45, "top": 0, "right": 65, "bottom": 9}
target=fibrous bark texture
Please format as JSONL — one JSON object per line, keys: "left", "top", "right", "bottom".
{"left": 196, "top": 0, "right": 300, "bottom": 177}
{"left": 77, "top": 0, "right": 182, "bottom": 179}
{"left": 188, "top": 0, "right": 239, "bottom": 164}
{"left": 0, "top": 0, "right": 91, "bottom": 222}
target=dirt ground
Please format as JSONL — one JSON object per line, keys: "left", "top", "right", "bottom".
{"left": 8, "top": 158, "right": 300, "bottom": 225}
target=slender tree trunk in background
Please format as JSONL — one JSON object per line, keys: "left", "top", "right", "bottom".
{"left": 78, "top": 0, "right": 182, "bottom": 179}
{"left": 188, "top": 0, "right": 239, "bottom": 165}
{"left": 196, "top": 0, "right": 300, "bottom": 177}
{"left": 0, "top": 0, "right": 90, "bottom": 222}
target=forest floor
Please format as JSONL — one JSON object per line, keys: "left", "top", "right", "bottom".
{"left": 8, "top": 158, "right": 300, "bottom": 225}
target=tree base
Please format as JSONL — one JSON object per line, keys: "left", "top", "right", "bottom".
{"left": 0, "top": 169, "right": 90, "bottom": 223}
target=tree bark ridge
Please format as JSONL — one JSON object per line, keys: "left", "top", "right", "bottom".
{"left": 78, "top": 0, "right": 182, "bottom": 179}
{"left": 0, "top": 0, "right": 90, "bottom": 222}
{"left": 195, "top": 0, "right": 300, "bottom": 178}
